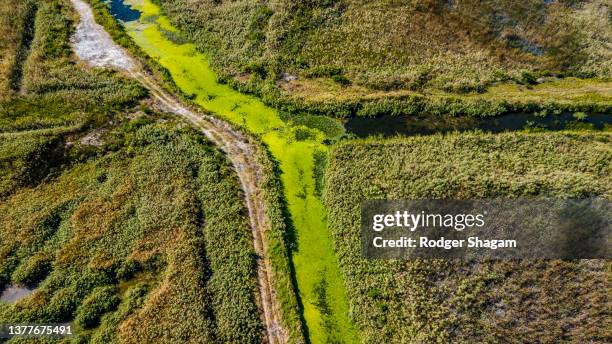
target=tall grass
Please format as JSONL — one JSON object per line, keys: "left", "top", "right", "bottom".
{"left": 0, "top": 122, "right": 264, "bottom": 343}
{"left": 0, "top": 0, "right": 146, "bottom": 133}
{"left": 0, "top": 1, "right": 265, "bottom": 341}
{"left": 0, "top": 129, "right": 69, "bottom": 199}
{"left": 0, "top": 0, "right": 36, "bottom": 99}
{"left": 325, "top": 131, "right": 611, "bottom": 342}
{"left": 153, "top": 0, "right": 611, "bottom": 117}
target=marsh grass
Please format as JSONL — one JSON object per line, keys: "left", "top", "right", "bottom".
{"left": 0, "top": 0, "right": 146, "bottom": 133}
{"left": 0, "top": 0, "right": 33, "bottom": 99}
{"left": 325, "top": 131, "right": 611, "bottom": 342}
{"left": 0, "top": 1, "right": 263, "bottom": 342}
{"left": 0, "top": 122, "right": 264, "bottom": 343}
{"left": 153, "top": 0, "right": 611, "bottom": 117}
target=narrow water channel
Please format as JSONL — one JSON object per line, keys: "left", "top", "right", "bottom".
{"left": 346, "top": 112, "right": 612, "bottom": 138}
{"left": 114, "top": 0, "right": 359, "bottom": 342}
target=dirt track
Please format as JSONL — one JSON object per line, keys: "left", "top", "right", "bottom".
{"left": 69, "top": 0, "right": 287, "bottom": 342}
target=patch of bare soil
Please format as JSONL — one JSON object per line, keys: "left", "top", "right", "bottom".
{"left": 79, "top": 129, "right": 105, "bottom": 147}
{"left": 70, "top": 0, "right": 134, "bottom": 70}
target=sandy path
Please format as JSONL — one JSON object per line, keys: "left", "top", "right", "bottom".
{"left": 69, "top": 0, "right": 287, "bottom": 342}
{"left": 70, "top": 0, "right": 133, "bottom": 70}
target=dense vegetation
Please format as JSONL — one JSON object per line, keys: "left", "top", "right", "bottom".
{"left": 0, "top": 0, "right": 145, "bottom": 199}
{"left": 0, "top": 122, "right": 264, "bottom": 343}
{"left": 0, "top": 128, "right": 69, "bottom": 199}
{"left": 325, "top": 132, "right": 611, "bottom": 342}
{"left": 0, "top": 0, "right": 145, "bottom": 133}
{"left": 0, "top": 0, "right": 35, "bottom": 99}
{"left": 85, "top": 1, "right": 309, "bottom": 341}
{"left": 154, "top": 0, "right": 611, "bottom": 116}
{"left": 1, "top": 0, "right": 265, "bottom": 342}
{"left": 3, "top": 0, "right": 610, "bottom": 342}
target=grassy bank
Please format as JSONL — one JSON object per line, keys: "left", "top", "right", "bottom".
{"left": 325, "top": 131, "right": 611, "bottom": 342}
{"left": 149, "top": 0, "right": 611, "bottom": 117}
{"left": 0, "top": 0, "right": 145, "bottom": 133}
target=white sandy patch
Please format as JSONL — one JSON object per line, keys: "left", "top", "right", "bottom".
{"left": 70, "top": 0, "right": 134, "bottom": 70}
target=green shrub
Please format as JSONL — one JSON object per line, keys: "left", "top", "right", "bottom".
{"left": 520, "top": 71, "right": 538, "bottom": 85}
{"left": 332, "top": 74, "right": 350, "bottom": 86}
{"left": 292, "top": 125, "right": 319, "bottom": 141}
{"left": 573, "top": 111, "right": 588, "bottom": 121}
{"left": 0, "top": 132, "right": 66, "bottom": 198}
{"left": 280, "top": 112, "right": 345, "bottom": 140}
{"left": 11, "top": 253, "right": 52, "bottom": 287}
{"left": 75, "top": 286, "right": 120, "bottom": 328}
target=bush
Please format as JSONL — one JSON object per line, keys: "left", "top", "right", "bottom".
{"left": 0, "top": 132, "right": 66, "bottom": 198}
{"left": 75, "top": 286, "right": 120, "bottom": 328}
{"left": 520, "top": 71, "right": 538, "bottom": 85}
{"left": 11, "top": 253, "right": 52, "bottom": 288}
{"left": 332, "top": 74, "right": 350, "bottom": 86}
{"left": 573, "top": 111, "right": 587, "bottom": 121}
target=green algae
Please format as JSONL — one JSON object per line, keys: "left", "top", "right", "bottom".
{"left": 122, "top": 0, "right": 358, "bottom": 342}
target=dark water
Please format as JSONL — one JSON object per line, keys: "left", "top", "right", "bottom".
{"left": 107, "top": 0, "right": 140, "bottom": 22}
{"left": 345, "top": 113, "right": 612, "bottom": 137}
